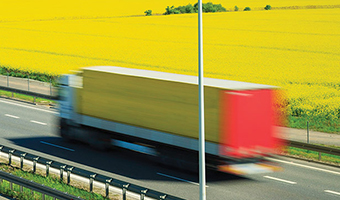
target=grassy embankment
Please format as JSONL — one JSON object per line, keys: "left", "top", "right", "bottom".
{"left": 0, "top": 90, "right": 56, "bottom": 105}
{"left": 289, "top": 116, "right": 340, "bottom": 134}
{"left": 282, "top": 144, "right": 340, "bottom": 166}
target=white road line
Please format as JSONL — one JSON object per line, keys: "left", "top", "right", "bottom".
{"left": 40, "top": 141, "right": 75, "bottom": 152}
{"left": 30, "top": 120, "right": 47, "bottom": 126}
{"left": 0, "top": 99, "right": 57, "bottom": 114}
{"left": 325, "top": 190, "right": 340, "bottom": 196}
{"left": 268, "top": 157, "right": 340, "bottom": 176}
{"left": 4, "top": 114, "right": 20, "bottom": 119}
{"left": 157, "top": 173, "right": 208, "bottom": 187}
{"left": 264, "top": 176, "right": 297, "bottom": 184}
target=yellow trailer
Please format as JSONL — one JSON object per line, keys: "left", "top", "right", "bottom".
{"left": 58, "top": 66, "right": 284, "bottom": 175}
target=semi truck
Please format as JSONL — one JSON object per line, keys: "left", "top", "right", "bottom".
{"left": 58, "top": 66, "right": 285, "bottom": 175}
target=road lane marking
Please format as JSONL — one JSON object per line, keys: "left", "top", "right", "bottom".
{"left": 324, "top": 190, "right": 340, "bottom": 196}
{"left": 30, "top": 120, "right": 47, "bottom": 125}
{"left": 264, "top": 176, "right": 297, "bottom": 184}
{"left": 5, "top": 114, "right": 20, "bottom": 119}
{"left": 0, "top": 99, "right": 57, "bottom": 114}
{"left": 157, "top": 172, "right": 208, "bottom": 187}
{"left": 40, "top": 141, "right": 75, "bottom": 152}
{"left": 268, "top": 157, "right": 340, "bottom": 176}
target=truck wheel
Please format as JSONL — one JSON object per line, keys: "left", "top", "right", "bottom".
{"left": 88, "top": 130, "right": 109, "bottom": 151}
{"left": 157, "top": 147, "right": 199, "bottom": 173}
{"left": 60, "top": 118, "right": 72, "bottom": 142}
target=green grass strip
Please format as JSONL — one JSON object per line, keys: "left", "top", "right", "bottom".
{"left": 0, "top": 164, "right": 114, "bottom": 200}
{"left": 285, "top": 146, "right": 340, "bottom": 165}
{"left": 289, "top": 116, "right": 340, "bottom": 134}
{"left": 0, "top": 90, "right": 56, "bottom": 105}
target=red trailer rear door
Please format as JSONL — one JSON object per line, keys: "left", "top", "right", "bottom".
{"left": 220, "top": 89, "right": 278, "bottom": 158}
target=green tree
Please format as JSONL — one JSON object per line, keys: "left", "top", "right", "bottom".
{"left": 264, "top": 5, "right": 272, "bottom": 10}
{"left": 144, "top": 10, "right": 152, "bottom": 16}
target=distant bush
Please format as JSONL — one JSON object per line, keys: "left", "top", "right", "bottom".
{"left": 234, "top": 6, "right": 239, "bottom": 11}
{"left": 195, "top": 2, "right": 227, "bottom": 13}
{"left": 0, "top": 66, "right": 59, "bottom": 86}
{"left": 144, "top": 10, "right": 152, "bottom": 16}
{"left": 244, "top": 7, "right": 251, "bottom": 11}
{"left": 164, "top": 2, "right": 226, "bottom": 15}
{"left": 264, "top": 5, "right": 272, "bottom": 10}
{"left": 164, "top": 6, "right": 179, "bottom": 15}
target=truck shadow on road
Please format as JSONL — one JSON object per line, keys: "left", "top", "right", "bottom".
{"left": 7, "top": 136, "right": 254, "bottom": 184}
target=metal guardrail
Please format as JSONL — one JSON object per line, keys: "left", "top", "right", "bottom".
{"left": 287, "top": 140, "right": 340, "bottom": 160}
{"left": 0, "top": 170, "right": 83, "bottom": 200}
{"left": 0, "top": 140, "right": 337, "bottom": 199}
{"left": 0, "top": 145, "right": 184, "bottom": 200}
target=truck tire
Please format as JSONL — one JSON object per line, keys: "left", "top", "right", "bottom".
{"left": 59, "top": 118, "right": 72, "bottom": 142}
{"left": 157, "top": 146, "right": 199, "bottom": 173}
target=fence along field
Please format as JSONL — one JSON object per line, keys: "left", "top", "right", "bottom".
{"left": 0, "top": 1, "right": 339, "bottom": 132}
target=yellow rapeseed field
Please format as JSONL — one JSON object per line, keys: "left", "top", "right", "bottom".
{"left": 0, "top": 1, "right": 339, "bottom": 128}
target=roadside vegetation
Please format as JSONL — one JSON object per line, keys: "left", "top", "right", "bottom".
{"left": 0, "top": 160, "right": 117, "bottom": 200}
{"left": 0, "top": 90, "right": 56, "bottom": 105}
{"left": 282, "top": 145, "right": 340, "bottom": 166}
{"left": 289, "top": 116, "right": 340, "bottom": 134}
{"left": 0, "top": 67, "right": 59, "bottom": 87}
{"left": 0, "top": 66, "right": 57, "bottom": 105}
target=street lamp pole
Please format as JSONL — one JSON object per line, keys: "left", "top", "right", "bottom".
{"left": 198, "top": 1, "right": 206, "bottom": 200}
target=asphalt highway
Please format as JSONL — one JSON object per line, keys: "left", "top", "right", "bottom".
{"left": 0, "top": 97, "right": 340, "bottom": 200}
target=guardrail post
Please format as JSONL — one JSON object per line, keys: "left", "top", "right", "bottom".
{"left": 160, "top": 194, "right": 167, "bottom": 200}
{"left": 122, "top": 184, "right": 129, "bottom": 200}
{"left": 42, "top": 193, "right": 45, "bottom": 200}
{"left": 318, "top": 152, "right": 321, "bottom": 160}
{"left": 60, "top": 165, "right": 66, "bottom": 182}
{"left": 140, "top": 189, "right": 148, "bottom": 200}
{"left": 67, "top": 167, "right": 74, "bottom": 185}
{"left": 33, "top": 157, "right": 39, "bottom": 173}
{"left": 28, "top": 75, "right": 30, "bottom": 91}
{"left": 7, "top": 72, "right": 9, "bottom": 87}
{"left": 50, "top": 78, "right": 52, "bottom": 96}
{"left": 10, "top": 181, "right": 13, "bottom": 191}
{"left": 46, "top": 161, "right": 52, "bottom": 177}
{"left": 105, "top": 178, "right": 112, "bottom": 198}
{"left": 89, "top": 174, "right": 96, "bottom": 193}
{"left": 8, "top": 150, "right": 15, "bottom": 166}
{"left": 33, "top": 96, "right": 36, "bottom": 104}
{"left": 20, "top": 153, "right": 27, "bottom": 169}
{"left": 307, "top": 121, "right": 310, "bottom": 143}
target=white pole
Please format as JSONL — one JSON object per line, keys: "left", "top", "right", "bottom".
{"left": 198, "top": 1, "right": 206, "bottom": 200}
